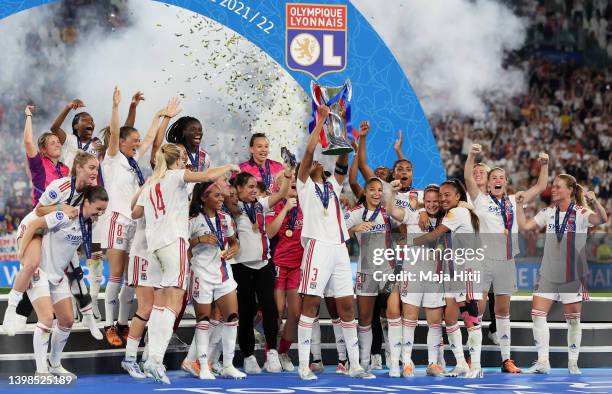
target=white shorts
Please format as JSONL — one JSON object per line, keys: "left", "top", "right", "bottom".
{"left": 481, "top": 258, "right": 517, "bottom": 295}
{"left": 534, "top": 276, "right": 586, "bottom": 304}
{"left": 149, "top": 238, "right": 189, "bottom": 290}
{"left": 27, "top": 269, "right": 71, "bottom": 304}
{"left": 400, "top": 272, "right": 446, "bottom": 308}
{"left": 92, "top": 218, "right": 103, "bottom": 244}
{"left": 100, "top": 212, "right": 136, "bottom": 251}
{"left": 190, "top": 265, "right": 237, "bottom": 305}
{"left": 127, "top": 253, "right": 161, "bottom": 288}
{"left": 355, "top": 268, "right": 393, "bottom": 297}
{"left": 299, "top": 239, "right": 353, "bottom": 298}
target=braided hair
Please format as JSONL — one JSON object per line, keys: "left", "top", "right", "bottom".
{"left": 166, "top": 116, "right": 201, "bottom": 148}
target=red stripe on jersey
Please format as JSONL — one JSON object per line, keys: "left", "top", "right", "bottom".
{"left": 132, "top": 256, "right": 139, "bottom": 286}
{"left": 58, "top": 180, "right": 71, "bottom": 192}
{"left": 177, "top": 239, "right": 187, "bottom": 288}
{"left": 300, "top": 240, "right": 316, "bottom": 293}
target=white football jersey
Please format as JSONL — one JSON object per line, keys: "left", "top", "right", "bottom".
{"left": 189, "top": 211, "right": 234, "bottom": 281}
{"left": 297, "top": 176, "right": 349, "bottom": 246}
{"left": 344, "top": 204, "right": 392, "bottom": 273}
{"left": 40, "top": 211, "right": 84, "bottom": 285}
{"left": 534, "top": 205, "right": 592, "bottom": 283}
{"left": 62, "top": 134, "right": 100, "bottom": 170}
{"left": 102, "top": 151, "right": 142, "bottom": 219}
{"left": 473, "top": 193, "right": 520, "bottom": 260}
{"left": 143, "top": 169, "right": 190, "bottom": 252}
{"left": 234, "top": 197, "right": 271, "bottom": 268}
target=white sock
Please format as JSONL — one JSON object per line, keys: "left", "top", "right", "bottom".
{"left": 446, "top": 323, "right": 465, "bottom": 363}
{"left": 147, "top": 306, "right": 164, "bottom": 364}
{"left": 33, "top": 322, "right": 51, "bottom": 373}
{"left": 195, "top": 320, "right": 210, "bottom": 367}
{"left": 387, "top": 318, "right": 402, "bottom": 364}
{"left": 401, "top": 318, "right": 417, "bottom": 364}
{"left": 125, "top": 335, "right": 141, "bottom": 361}
{"left": 427, "top": 323, "right": 442, "bottom": 365}
{"left": 208, "top": 320, "right": 222, "bottom": 363}
{"left": 154, "top": 307, "right": 177, "bottom": 363}
{"left": 118, "top": 285, "right": 135, "bottom": 325}
{"left": 222, "top": 321, "right": 238, "bottom": 367}
{"left": 496, "top": 314, "right": 511, "bottom": 361}
{"left": 341, "top": 319, "right": 360, "bottom": 368}
{"left": 142, "top": 331, "right": 149, "bottom": 362}
{"left": 531, "top": 309, "right": 549, "bottom": 361}
{"left": 467, "top": 325, "right": 482, "bottom": 368}
{"left": 298, "top": 315, "right": 314, "bottom": 369}
{"left": 381, "top": 317, "right": 390, "bottom": 354}
{"left": 185, "top": 334, "right": 197, "bottom": 362}
{"left": 89, "top": 258, "right": 103, "bottom": 316}
{"left": 565, "top": 312, "right": 581, "bottom": 362}
{"left": 357, "top": 324, "right": 372, "bottom": 367}
{"left": 104, "top": 277, "right": 122, "bottom": 326}
{"left": 49, "top": 324, "right": 71, "bottom": 366}
{"left": 311, "top": 318, "right": 322, "bottom": 361}
{"left": 8, "top": 289, "right": 23, "bottom": 307}
{"left": 331, "top": 318, "right": 347, "bottom": 361}
{"left": 80, "top": 304, "right": 101, "bottom": 339}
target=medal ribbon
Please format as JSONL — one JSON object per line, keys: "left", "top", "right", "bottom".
{"left": 314, "top": 181, "right": 330, "bottom": 211}
{"left": 122, "top": 153, "right": 145, "bottom": 186}
{"left": 79, "top": 205, "right": 93, "bottom": 259}
{"left": 287, "top": 200, "right": 299, "bottom": 232}
{"left": 490, "top": 194, "right": 514, "bottom": 259}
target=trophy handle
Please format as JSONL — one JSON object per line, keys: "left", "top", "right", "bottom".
{"left": 343, "top": 79, "right": 352, "bottom": 102}
{"left": 310, "top": 81, "right": 323, "bottom": 107}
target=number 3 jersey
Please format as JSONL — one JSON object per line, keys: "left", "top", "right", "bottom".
{"left": 141, "top": 169, "right": 189, "bottom": 253}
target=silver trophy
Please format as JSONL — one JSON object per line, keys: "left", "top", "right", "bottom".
{"left": 310, "top": 79, "right": 354, "bottom": 155}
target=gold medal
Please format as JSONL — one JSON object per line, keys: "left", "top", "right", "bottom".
{"left": 285, "top": 229, "right": 293, "bottom": 237}
{"left": 324, "top": 208, "right": 329, "bottom": 216}
{"left": 252, "top": 222, "right": 258, "bottom": 232}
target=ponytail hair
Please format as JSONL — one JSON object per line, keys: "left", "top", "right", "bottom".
{"left": 441, "top": 178, "right": 480, "bottom": 233}
{"left": 189, "top": 181, "right": 215, "bottom": 217}
{"left": 152, "top": 143, "right": 181, "bottom": 182}
{"left": 71, "top": 151, "right": 97, "bottom": 177}
{"left": 557, "top": 174, "right": 587, "bottom": 207}
{"left": 97, "top": 126, "right": 138, "bottom": 158}
{"left": 82, "top": 185, "right": 108, "bottom": 203}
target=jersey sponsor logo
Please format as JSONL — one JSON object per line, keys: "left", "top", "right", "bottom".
{"left": 55, "top": 211, "right": 65, "bottom": 221}
{"left": 395, "top": 200, "right": 409, "bottom": 208}
{"left": 65, "top": 234, "right": 82, "bottom": 245}
{"left": 49, "top": 190, "right": 58, "bottom": 200}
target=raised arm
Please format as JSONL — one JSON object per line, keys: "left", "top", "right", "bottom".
{"left": 50, "top": 99, "right": 85, "bottom": 144}
{"left": 356, "top": 121, "right": 375, "bottom": 180}
{"left": 124, "top": 91, "right": 145, "bottom": 128}
{"left": 394, "top": 129, "right": 404, "bottom": 161}
{"left": 521, "top": 153, "right": 549, "bottom": 203}
{"left": 106, "top": 87, "right": 121, "bottom": 158}
{"left": 23, "top": 105, "right": 38, "bottom": 158}
{"left": 183, "top": 164, "right": 240, "bottom": 183}
{"left": 35, "top": 203, "right": 78, "bottom": 219}
{"left": 464, "top": 143, "right": 482, "bottom": 201}
{"left": 385, "top": 180, "right": 406, "bottom": 222}
{"left": 585, "top": 191, "right": 608, "bottom": 226}
{"left": 334, "top": 151, "right": 349, "bottom": 185}
{"left": 515, "top": 192, "right": 541, "bottom": 231}
{"left": 348, "top": 154, "right": 363, "bottom": 199}
{"left": 268, "top": 167, "right": 293, "bottom": 207}
{"left": 151, "top": 98, "right": 182, "bottom": 167}
{"left": 137, "top": 109, "right": 163, "bottom": 158}
{"left": 297, "top": 105, "right": 330, "bottom": 183}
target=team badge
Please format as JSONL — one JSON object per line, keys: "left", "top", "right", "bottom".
{"left": 55, "top": 211, "right": 65, "bottom": 221}
{"left": 286, "top": 3, "right": 347, "bottom": 79}
{"left": 310, "top": 282, "right": 317, "bottom": 289}
{"left": 49, "top": 190, "right": 57, "bottom": 200}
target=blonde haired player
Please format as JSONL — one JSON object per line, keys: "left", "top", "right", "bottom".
{"left": 134, "top": 142, "right": 237, "bottom": 384}
{"left": 516, "top": 174, "right": 607, "bottom": 375}
{"left": 464, "top": 143, "right": 549, "bottom": 373}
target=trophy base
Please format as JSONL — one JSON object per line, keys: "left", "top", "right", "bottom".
{"left": 322, "top": 146, "right": 354, "bottom": 156}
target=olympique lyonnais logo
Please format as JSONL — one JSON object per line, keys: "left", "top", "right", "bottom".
{"left": 286, "top": 3, "right": 347, "bottom": 79}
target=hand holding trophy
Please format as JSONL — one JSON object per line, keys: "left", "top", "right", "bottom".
{"left": 310, "top": 79, "right": 354, "bottom": 155}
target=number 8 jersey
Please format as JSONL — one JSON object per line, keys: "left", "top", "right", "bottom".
{"left": 141, "top": 169, "right": 190, "bottom": 253}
